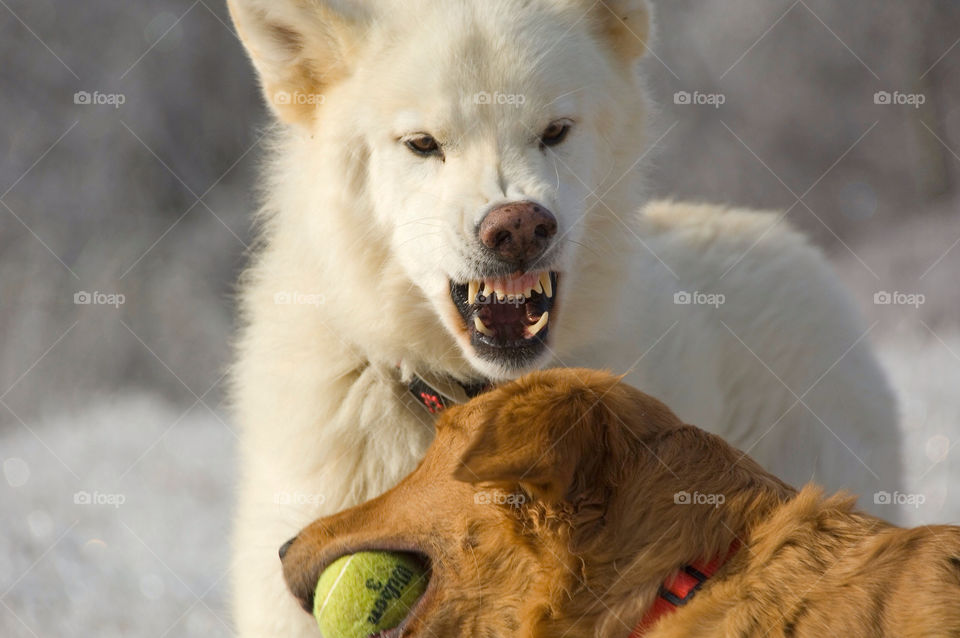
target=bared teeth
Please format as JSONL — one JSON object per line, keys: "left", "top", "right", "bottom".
{"left": 474, "top": 316, "right": 494, "bottom": 336}
{"left": 539, "top": 272, "right": 553, "bottom": 298}
{"left": 467, "top": 271, "right": 552, "bottom": 306}
{"left": 525, "top": 311, "right": 549, "bottom": 338}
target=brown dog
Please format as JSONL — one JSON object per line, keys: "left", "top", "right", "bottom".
{"left": 280, "top": 369, "right": 960, "bottom": 637}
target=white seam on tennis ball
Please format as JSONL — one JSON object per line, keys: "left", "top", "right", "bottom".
{"left": 318, "top": 554, "right": 355, "bottom": 621}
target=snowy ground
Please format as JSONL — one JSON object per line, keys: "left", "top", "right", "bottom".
{"left": 1, "top": 326, "right": 958, "bottom": 637}
{"left": 1, "top": 395, "right": 236, "bottom": 638}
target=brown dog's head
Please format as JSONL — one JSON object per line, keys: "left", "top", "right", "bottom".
{"left": 281, "top": 369, "right": 787, "bottom": 637}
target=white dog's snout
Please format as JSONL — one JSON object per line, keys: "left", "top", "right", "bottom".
{"left": 476, "top": 201, "right": 558, "bottom": 267}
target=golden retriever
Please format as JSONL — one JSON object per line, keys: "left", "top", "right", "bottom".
{"left": 280, "top": 369, "right": 959, "bottom": 637}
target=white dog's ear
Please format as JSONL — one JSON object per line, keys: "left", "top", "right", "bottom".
{"left": 589, "top": 0, "right": 652, "bottom": 63}
{"left": 227, "top": 0, "right": 367, "bottom": 125}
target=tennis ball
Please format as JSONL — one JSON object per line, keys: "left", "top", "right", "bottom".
{"left": 314, "top": 551, "right": 428, "bottom": 638}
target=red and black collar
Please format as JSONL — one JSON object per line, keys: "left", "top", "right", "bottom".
{"left": 630, "top": 541, "right": 741, "bottom": 637}
{"left": 407, "top": 373, "right": 490, "bottom": 414}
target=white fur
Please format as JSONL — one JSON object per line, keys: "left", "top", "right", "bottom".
{"left": 227, "top": 1, "right": 900, "bottom": 635}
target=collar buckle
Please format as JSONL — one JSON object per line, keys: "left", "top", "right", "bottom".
{"left": 407, "top": 372, "right": 489, "bottom": 414}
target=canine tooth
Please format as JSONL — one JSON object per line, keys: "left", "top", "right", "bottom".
{"left": 474, "top": 316, "right": 494, "bottom": 336}
{"left": 468, "top": 280, "right": 479, "bottom": 304}
{"left": 526, "top": 311, "right": 549, "bottom": 338}
{"left": 539, "top": 272, "right": 553, "bottom": 298}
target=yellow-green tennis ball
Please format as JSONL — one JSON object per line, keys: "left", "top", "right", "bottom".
{"left": 314, "top": 551, "right": 428, "bottom": 638}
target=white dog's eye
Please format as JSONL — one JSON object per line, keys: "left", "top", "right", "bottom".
{"left": 539, "top": 120, "right": 572, "bottom": 149}
{"left": 404, "top": 134, "right": 443, "bottom": 159}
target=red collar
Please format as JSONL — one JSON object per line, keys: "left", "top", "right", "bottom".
{"left": 629, "top": 541, "right": 741, "bottom": 637}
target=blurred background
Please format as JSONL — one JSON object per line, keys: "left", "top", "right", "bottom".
{"left": 1, "top": 0, "right": 958, "bottom": 635}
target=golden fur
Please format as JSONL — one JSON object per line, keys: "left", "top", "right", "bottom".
{"left": 281, "top": 369, "right": 960, "bottom": 637}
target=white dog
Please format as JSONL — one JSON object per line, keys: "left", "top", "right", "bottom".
{"left": 227, "top": 0, "right": 901, "bottom": 635}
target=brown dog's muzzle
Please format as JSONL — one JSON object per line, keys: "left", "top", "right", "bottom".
{"left": 276, "top": 415, "right": 484, "bottom": 629}
{"left": 277, "top": 478, "right": 455, "bottom": 617}
{"left": 280, "top": 529, "right": 327, "bottom": 613}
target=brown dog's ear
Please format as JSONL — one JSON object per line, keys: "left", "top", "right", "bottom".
{"left": 227, "top": 0, "right": 367, "bottom": 125}
{"left": 455, "top": 413, "right": 576, "bottom": 503}
{"left": 454, "top": 370, "right": 632, "bottom": 502}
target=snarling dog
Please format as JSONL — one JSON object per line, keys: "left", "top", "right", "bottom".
{"left": 227, "top": 0, "right": 902, "bottom": 634}
{"left": 281, "top": 369, "right": 959, "bottom": 638}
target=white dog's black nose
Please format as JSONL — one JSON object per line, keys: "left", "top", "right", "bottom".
{"left": 479, "top": 201, "right": 557, "bottom": 266}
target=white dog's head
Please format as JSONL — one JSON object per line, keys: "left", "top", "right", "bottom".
{"left": 231, "top": 0, "right": 652, "bottom": 380}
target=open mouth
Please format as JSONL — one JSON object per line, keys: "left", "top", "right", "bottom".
{"left": 450, "top": 270, "right": 558, "bottom": 366}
